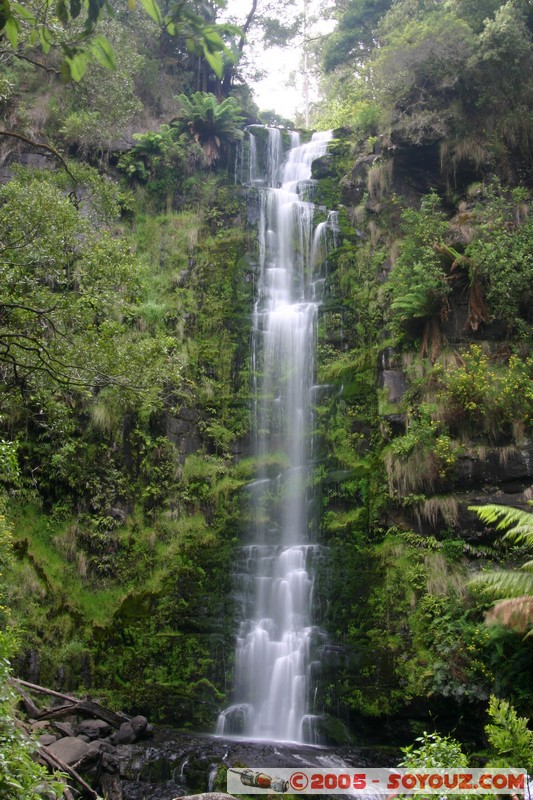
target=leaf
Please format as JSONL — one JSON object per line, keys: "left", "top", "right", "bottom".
{"left": 87, "top": 0, "right": 104, "bottom": 25}
{"left": 140, "top": 0, "right": 162, "bottom": 25}
{"left": 202, "top": 28, "right": 224, "bottom": 48}
{"left": 127, "top": 0, "right": 136, "bottom": 9}
{"left": 203, "top": 43, "right": 223, "bottom": 78}
{"left": 65, "top": 52, "right": 89, "bottom": 81}
{"left": 89, "top": 33, "right": 115, "bottom": 69}
{"left": 38, "top": 26, "right": 52, "bottom": 54}
{"left": 56, "top": 0, "right": 69, "bottom": 24}
{"left": 4, "top": 15, "right": 18, "bottom": 48}
{"left": 0, "top": 0, "right": 9, "bottom": 30}
{"left": 69, "top": 0, "right": 81, "bottom": 19}
{"left": 11, "top": 2, "right": 37, "bottom": 22}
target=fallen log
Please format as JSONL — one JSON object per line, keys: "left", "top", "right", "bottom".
{"left": 10, "top": 680, "right": 42, "bottom": 718}
{"left": 10, "top": 678, "right": 131, "bottom": 727}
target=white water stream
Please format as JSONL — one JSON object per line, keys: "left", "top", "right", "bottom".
{"left": 217, "top": 129, "right": 336, "bottom": 743}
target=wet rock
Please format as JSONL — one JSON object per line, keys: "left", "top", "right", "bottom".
{"left": 92, "top": 739, "right": 118, "bottom": 754}
{"left": 101, "top": 772, "right": 124, "bottom": 800}
{"left": 117, "top": 727, "right": 397, "bottom": 800}
{"left": 311, "top": 154, "right": 335, "bottom": 179}
{"left": 457, "top": 443, "right": 533, "bottom": 488}
{"left": 47, "top": 736, "right": 97, "bottom": 766}
{"left": 380, "top": 369, "right": 408, "bottom": 404}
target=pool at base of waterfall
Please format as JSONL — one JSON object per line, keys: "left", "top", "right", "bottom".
{"left": 117, "top": 727, "right": 399, "bottom": 800}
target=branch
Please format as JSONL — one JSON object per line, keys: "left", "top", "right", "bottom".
{"left": 0, "top": 130, "right": 78, "bottom": 188}
{"left": 238, "top": 0, "right": 258, "bottom": 53}
{"left": 0, "top": 48, "right": 61, "bottom": 74}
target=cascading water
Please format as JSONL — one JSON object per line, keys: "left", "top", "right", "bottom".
{"left": 217, "top": 129, "right": 336, "bottom": 743}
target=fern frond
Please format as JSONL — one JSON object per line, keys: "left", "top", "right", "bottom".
{"left": 469, "top": 503, "right": 533, "bottom": 546}
{"left": 470, "top": 569, "right": 533, "bottom": 597}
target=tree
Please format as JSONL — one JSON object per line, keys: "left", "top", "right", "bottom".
{"left": 322, "top": 0, "right": 392, "bottom": 72}
{"left": 469, "top": 504, "right": 533, "bottom": 634}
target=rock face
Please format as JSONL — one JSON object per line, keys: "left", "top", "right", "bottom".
{"left": 457, "top": 443, "right": 533, "bottom": 488}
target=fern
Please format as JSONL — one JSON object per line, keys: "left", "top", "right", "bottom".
{"left": 468, "top": 503, "right": 533, "bottom": 545}
{"left": 469, "top": 504, "right": 533, "bottom": 633}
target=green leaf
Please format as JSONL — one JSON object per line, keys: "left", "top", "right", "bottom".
{"left": 11, "top": 2, "right": 36, "bottom": 22}
{"left": 56, "top": 0, "right": 69, "bottom": 24}
{"left": 89, "top": 33, "right": 115, "bottom": 69}
{"left": 203, "top": 43, "right": 223, "bottom": 77}
{"left": 202, "top": 28, "right": 224, "bottom": 48}
{"left": 38, "top": 26, "right": 52, "bottom": 54}
{"left": 140, "top": 0, "right": 162, "bottom": 25}
{"left": 87, "top": 0, "right": 104, "bottom": 25}
{"left": 4, "top": 16, "right": 18, "bottom": 48}
{"left": 0, "top": 0, "right": 10, "bottom": 29}
{"left": 65, "top": 52, "right": 89, "bottom": 81}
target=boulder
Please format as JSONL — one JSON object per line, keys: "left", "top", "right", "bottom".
{"left": 75, "top": 718, "right": 112, "bottom": 739}
{"left": 47, "top": 737, "right": 97, "bottom": 766}
{"left": 52, "top": 721, "right": 75, "bottom": 738}
{"left": 39, "top": 734, "right": 57, "bottom": 746}
{"left": 110, "top": 721, "right": 136, "bottom": 745}
{"left": 130, "top": 714, "right": 148, "bottom": 738}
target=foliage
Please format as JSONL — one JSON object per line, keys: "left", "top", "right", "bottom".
{"left": 485, "top": 695, "right": 533, "bottom": 772}
{"left": 374, "top": 12, "right": 475, "bottom": 144}
{"left": 0, "top": 514, "right": 66, "bottom": 799}
{"left": 0, "top": 0, "right": 237, "bottom": 82}
{"left": 437, "top": 347, "right": 533, "bottom": 441}
{"left": 463, "top": 184, "right": 533, "bottom": 337}
{"left": 119, "top": 125, "right": 206, "bottom": 208}
{"left": 400, "top": 729, "right": 468, "bottom": 768}
{"left": 58, "top": 19, "right": 144, "bottom": 155}
{"left": 387, "top": 192, "right": 450, "bottom": 354}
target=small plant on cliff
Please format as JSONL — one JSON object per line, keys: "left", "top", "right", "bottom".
{"left": 387, "top": 192, "right": 450, "bottom": 358}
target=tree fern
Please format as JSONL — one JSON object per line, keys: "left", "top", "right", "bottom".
{"left": 174, "top": 92, "right": 244, "bottom": 164}
{"left": 469, "top": 503, "right": 533, "bottom": 634}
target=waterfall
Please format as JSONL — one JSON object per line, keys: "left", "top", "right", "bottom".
{"left": 217, "top": 129, "right": 335, "bottom": 743}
